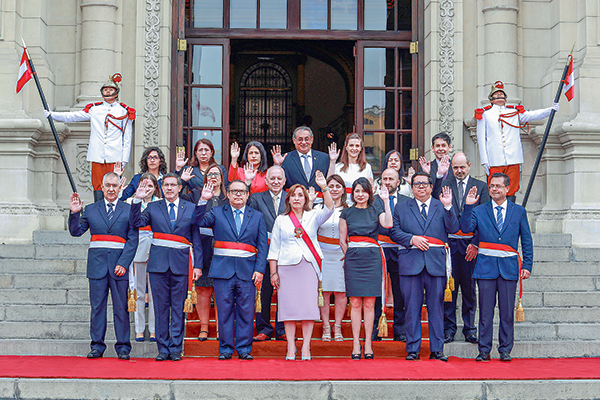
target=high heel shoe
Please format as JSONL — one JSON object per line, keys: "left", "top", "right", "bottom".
{"left": 322, "top": 324, "right": 331, "bottom": 342}
{"left": 301, "top": 351, "right": 311, "bottom": 361}
{"left": 351, "top": 344, "right": 362, "bottom": 360}
{"left": 333, "top": 324, "right": 344, "bottom": 341}
{"left": 285, "top": 349, "right": 297, "bottom": 361}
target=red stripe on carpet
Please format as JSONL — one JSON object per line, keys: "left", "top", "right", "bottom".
{"left": 1, "top": 356, "right": 600, "bottom": 381}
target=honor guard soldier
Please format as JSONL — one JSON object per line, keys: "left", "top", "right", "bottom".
{"left": 45, "top": 73, "right": 135, "bottom": 202}
{"left": 474, "top": 81, "right": 559, "bottom": 202}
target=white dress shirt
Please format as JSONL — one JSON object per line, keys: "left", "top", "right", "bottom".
{"left": 232, "top": 205, "right": 246, "bottom": 225}
{"left": 492, "top": 199, "right": 507, "bottom": 225}
{"left": 166, "top": 198, "right": 180, "bottom": 220}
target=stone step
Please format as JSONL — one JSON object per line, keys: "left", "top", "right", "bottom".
{"left": 0, "top": 245, "right": 35, "bottom": 259}
{"left": 0, "top": 339, "right": 156, "bottom": 359}
{"left": 33, "top": 245, "right": 88, "bottom": 260}
{"left": 531, "top": 261, "right": 600, "bottom": 276}
{"left": 522, "top": 307, "right": 600, "bottom": 323}
{"left": 0, "top": 289, "right": 90, "bottom": 306}
{"left": 1, "top": 304, "right": 104, "bottom": 322}
{"left": 0, "top": 273, "right": 88, "bottom": 290}
{"left": 0, "top": 259, "right": 82, "bottom": 274}
{"left": 452, "top": 323, "right": 600, "bottom": 342}
{"left": 573, "top": 248, "right": 600, "bottom": 262}
{"left": 33, "top": 230, "right": 90, "bottom": 245}
{"left": 532, "top": 247, "right": 571, "bottom": 262}
{"left": 522, "top": 276, "right": 599, "bottom": 292}
{"left": 532, "top": 233, "right": 572, "bottom": 247}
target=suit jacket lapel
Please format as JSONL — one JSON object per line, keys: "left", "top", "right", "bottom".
{"left": 261, "top": 192, "right": 277, "bottom": 220}
{"left": 223, "top": 204, "right": 238, "bottom": 237}
{"left": 173, "top": 200, "right": 188, "bottom": 230}
{"left": 98, "top": 201, "right": 110, "bottom": 227}
{"left": 278, "top": 191, "right": 287, "bottom": 215}
{"left": 409, "top": 200, "right": 426, "bottom": 230}
{"left": 501, "top": 201, "right": 514, "bottom": 235}
{"left": 239, "top": 207, "right": 252, "bottom": 236}
{"left": 157, "top": 199, "right": 171, "bottom": 230}
{"left": 309, "top": 154, "right": 318, "bottom": 182}
{"left": 486, "top": 202, "right": 500, "bottom": 233}
{"left": 109, "top": 201, "right": 124, "bottom": 228}
{"left": 423, "top": 201, "right": 439, "bottom": 231}
{"left": 291, "top": 151, "right": 308, "bottom": 185}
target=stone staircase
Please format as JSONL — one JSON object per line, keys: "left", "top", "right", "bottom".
{"left": 0, "top": 231, "right": 599, "bottom": 359}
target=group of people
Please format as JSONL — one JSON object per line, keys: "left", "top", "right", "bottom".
{"left": 63, "top": 79, "right": 552, "bottom": 362}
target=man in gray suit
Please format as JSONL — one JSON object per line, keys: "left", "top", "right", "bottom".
{"left": 248, "top": 166, "right": 287, "bottom": 341}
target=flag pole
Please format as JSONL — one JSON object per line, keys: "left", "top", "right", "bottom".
{"left": 22, "top": 39, "right": 77, "bottom": 193}
{"left": 521, "top": 49, "right": 574, "bottom": 208}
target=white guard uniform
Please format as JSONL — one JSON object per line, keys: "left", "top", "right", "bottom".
{"left": 50, "top": 101, "right": 134, "bottom": 164}
{"left": 476, "top": 104, "right": 552, "bottom": 167}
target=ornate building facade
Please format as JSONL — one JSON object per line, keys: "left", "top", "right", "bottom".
{"left": 2, "top": 0, "right": 599, "bottom": 246}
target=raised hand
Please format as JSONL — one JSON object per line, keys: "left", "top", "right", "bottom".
{"left": 314, "top": 170, "right": 327, "bottom": 189}
{"left": 175, "top": 149, "right": 188, "bottom": 171}
{"left": 270, "top": 144, "right": 287, "bottom": 166}
{"left": 308, "top": 186, "right": 317, "bottom": 204}
{"left": 418, "top": 156, "right": 431, "bottom": 174}
{"left": 113, "top": 161, "right": 124, "bottom": 176}
{"left": 328, "top": 142, "right": 340, "bottom": 162}
{"left": 180, "top": 166, "right": 195, "bottom": 182}
{"left": 379, "top": 182, "right": 389, "bottom": 201}
{"left": 437, "top": 155, "right": 450, "bottom": 177}
{"left": 243, "top": 163, "right": 257, "bottom": 185}
{"left": 200, "top": 181, "right": 215, "bottom": 201}
{"left": 135, "top": 178, "right": 153, "bottom": 200}
{"left": 118, "top": 176, "right": 127, "bottom": 193}
{"left": 70, "top": 192, "right": 83, "bottom": 213}
{"left": 439, "top": 185, "right": 453, "bottom": 207}
{"left": 464, "top": 186, "right": 479, "bottom": 205}
{"left": 230, "top": 142, "right": 240, "bottom": 164}
{"left": 407, "top": 166, "right": 415, "bottom": 181}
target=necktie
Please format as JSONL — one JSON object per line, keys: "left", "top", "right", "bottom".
{"left": 458, "top": 180, "right": 465, "bottom": 206}
{"left": 302, "top": 154, "right": 311, "bottom": 181}
{"left": 169, "top": 203, "right": 176, "bottom": 229}
{"left": 495, "top": 205, "right": 504, "bottom": 231}
{"left": 420, "top": 203, "right": 427, "bottom": 220}
{"left": 234, "top": 209, "right": 242, "bottom": 234}
{"left": 107, "top": 203, "right": 114, "bottom": 221}
{"left": 389, "top": 195, "right": 395, "bottom": 212}
{"left": 273, "top": 195, "right": 280, "bottom": 215}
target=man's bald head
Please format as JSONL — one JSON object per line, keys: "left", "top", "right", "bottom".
{"left": 451, "top": 152, "right": 471, "bottom": 179}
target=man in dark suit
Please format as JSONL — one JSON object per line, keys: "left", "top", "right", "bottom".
{"left": 418, "top": 132, "right": 454, "bottom": 198}
{"left": 442, "top": 152, "right": 490, "bottom": 344}
{"left": 194, "top": 180, "right": 268, "bottom": 360}
{"left": 248, "top": 166, "right": 287, "bottom": 341}
{"left": 273, "top": 126, "right": 330, "bottom": 194}
{"left": 130, "top": 173, "right": 203, "bottom": 362}
{"left": 373, "top": 168, "right": 410, "bottom": 342}
{"left": 389, "top": 172, "right": 459, "bottom": 361}
{"left": 68, "top": 172, "right": 138, "bottom": 360}
{"left": 461, "top": 172, "right": 533, "bottom": 362}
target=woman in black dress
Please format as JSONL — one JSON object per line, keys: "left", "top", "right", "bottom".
{"left": 339, "top": 177, "right": 392, "bottom": 359}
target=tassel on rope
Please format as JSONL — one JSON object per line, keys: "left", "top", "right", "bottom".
{"left": 191, "top": 283, "right": 198, "bottom": 304}
{"left": 318, "top": 281, "right": 324, "bottom": 307}
{"left": 255, "top": 288, "right": 262, "bottom": 313}
{"left": 449, "top": 276, "right": 455, "bottom": 291}
{"left": 127, "top": 289, "right": 137, "bottom": 312}
{"left": 444, "top": 281, "right": 452, "bottom": 302}
{"left": 183, "top": 290, "right": 193, "bottom": 313}
{"left": 516, "top": 298, "right": 525, "bottom": 322}
{"left": 377, "top": 314, "right": 388, "bottom": 337}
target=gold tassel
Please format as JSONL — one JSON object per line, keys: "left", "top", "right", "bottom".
{"left": 183, "top": 291, "right": 193, "bottom": 313}
{"left": 127, "top": 289, "right": 137, "bottom": 312}
{"left": 449, "top": 276, "right": 455, "bottom": 291}
{"left": 444, "top": 281, "right": 452, "bottom": 302}
{"left": 377, "top": 314, "right": 388, "bottom": 337}
{"left": 516, "top": 298, "right": 525, "bottom": 322}
{"left": 318, "top": 281, "right": 324, "bottom": 307}
{"left": 191, "top": 283, "right": 197, "bottom": 304}
{"left": 255, "top": 288, "right": 262, "bottom": 313}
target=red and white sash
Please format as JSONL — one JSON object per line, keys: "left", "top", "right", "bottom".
{"left": 410, "top": 235, "right": 452, "bottom": 280}
{"left": 348, "top": 236, "right": 388, "bottom": 313}
{"left": 152, "top": 232, "right": 195, "bottom": 294}
{"left": 289, "top": 212, "right": 322, "bottom": 280}
{"left": 377, "top": 234, "right": 398, "bottom": 249}
{"left": 90, "top": 234, "right": 126, "bottom": 249}
{"left": 479, "top": 241, "right": 524, "bottom": 299}
{"left": 213, "top": 240, "right": 257, "bottom": 258}
{"left": 447, "top": 230, "right": 475, "bottom": 240}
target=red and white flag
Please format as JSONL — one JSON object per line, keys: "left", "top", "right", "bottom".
{"left": 16, "top": 48, "right": 33, "bottom": 93}
{"left": 563, "top": 56, "right": 574, "bottom": 102}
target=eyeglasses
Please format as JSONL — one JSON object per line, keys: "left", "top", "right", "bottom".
{"left": 412, "top": 182, "right": 431, "bottom": 188}
{"left": 206, "top": 173, "right": 220, "bottom": 177}
{"left": 294, "top": 137, "right": 312, "bottom": 143}
{"left": 489, "top": 184, "right": 506, "bottom": 189}
{"left": 147, "top": 156, "right": 160, "bottom": 161}
{"left": 230, "top": 189, "right": 248, "bottom": 196}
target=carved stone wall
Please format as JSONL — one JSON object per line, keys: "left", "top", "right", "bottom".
{"left": 143, "top": 0, "right": 161, "bottom": 147}
{"left": 439, "top": 0, "right": 455, "bottom": 139}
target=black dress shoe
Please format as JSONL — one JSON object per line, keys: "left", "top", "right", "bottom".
{"left": 444, "top": 333, "right": 455, "bottom": 343}
{"left": 429, "top": 351, "right": 448, "bottom": 362}
{"left": 500, "top": 352, "right": 512, "bottom": 362}
{"left": 464, "top": 333, "right": 478, "bottom": 344}
{"left": 475, "top": 351, "right": 491, "bottom": 361}
{"left": 394, "top": 333, "right": 407, "bottom": 342}
{"left": 405, "top": 352, "right": 420, "bottom": 361}
{"left": 117, "top": 351, "right": 130, "bottom": 360}
{"left": 87, "top": 349, "right": 103, "bottom": 359}
{"left": 169, "top": 352, "right": 182, "bottom": 361}
{"left": 238, "top": 353, "right": 253, "bottom": 360}
{"left": 155, "top": 353, "right": 169, "bottom": 361}
{"left": 218, "top": 353, "right": 232, "bottom": 360}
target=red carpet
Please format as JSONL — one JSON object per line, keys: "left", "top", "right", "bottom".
{"left": 1, "top": 355, "right": 599, "bottom": 381}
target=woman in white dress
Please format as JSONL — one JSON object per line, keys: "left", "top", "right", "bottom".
{"left": 126, "top": 173, "right": 160, "bottom": 342}
{"left": 316, "top": 174, "right": 348, "bottom": 342}
{"left": 328, "top": 133, "right": 373, "bottom": 204}
{"left": 268, "top": 171, "right": 334, "bottom": 361}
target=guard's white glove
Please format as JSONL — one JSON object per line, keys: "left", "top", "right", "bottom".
{"left": 551, "top": 102, "right": 560, "bottom": 112}
{"left": 483, "top": 163, "right": 490, "bottom": 175}
{"left": 43, "top": 110, "right": 52, "bottom": 118}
